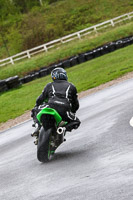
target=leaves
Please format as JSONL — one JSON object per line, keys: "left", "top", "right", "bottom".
{"left": 0, "top": 0, "right": 133, "bottom": 59}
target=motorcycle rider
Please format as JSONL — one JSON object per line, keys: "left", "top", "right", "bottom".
{"left": 31, "top": 67, "right": 81, "bottom": 136}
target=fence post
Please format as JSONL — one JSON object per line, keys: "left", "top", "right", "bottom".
{"left": 77, "top": 33, "right": 81, "bottom": 39}
{"left": 44, "top": 45, "right": 48, "bottom": 52}
{"left": 94, "top": 26, "right": 98, "bottom": 34}
{"left": 60, "top": 38, "right": 64, "bottom": 44}
{"left": 127, "top": 14, "right": 131, "bottom": 20}
{"left": 10, "top": 57, "right": 14, "bottom": 65}
{"left": 111, "top": 20, "right": 114, "bottom": 27}
{"left": 27, "top": 51, "right": 31, "bottom": 58}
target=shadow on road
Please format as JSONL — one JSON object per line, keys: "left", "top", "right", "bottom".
{"left": 54, "top": 150, "right": 86, "bottom": 161}
{"left": 47, "top": 145, "right": 95, "bottom": 164}
{"left": 38, "top": 148, "right": 89, "bottom": 166}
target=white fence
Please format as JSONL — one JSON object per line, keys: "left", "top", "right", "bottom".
{"left": 0, "top": 11, "right": 133, "bottom": 67}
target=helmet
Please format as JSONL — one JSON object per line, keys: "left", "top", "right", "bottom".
{"left": 51, "top": 67, "right": 68, "bottom": 81}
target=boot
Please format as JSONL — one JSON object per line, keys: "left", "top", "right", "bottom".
{"left": 34, "top": 137, "right": 38, "bottom": 145}
{"left": 31, "top": 123, "right": 41, "bottom": 137}
{"left": 65, "top": 121, "right": 80, "bottom": 132}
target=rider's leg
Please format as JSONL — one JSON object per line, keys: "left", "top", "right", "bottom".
{"left": 63, "top": 111, "right": 81, "bottom": 132}
{"left": 31, "top": 107, "right": 41, "bottom": 136}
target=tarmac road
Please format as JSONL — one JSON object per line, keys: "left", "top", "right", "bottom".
{"left": 1, "top": 78, "right": 133, "bottom": 200}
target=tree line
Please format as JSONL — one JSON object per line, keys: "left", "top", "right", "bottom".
{"left": 0, "top": 0, "right": 59, "bottom": 58}
{"left": 0, "top": 0, "right": 58, "bottom": 18}
{"left": 0, "top": 0, "right": 132, "bottom": 59}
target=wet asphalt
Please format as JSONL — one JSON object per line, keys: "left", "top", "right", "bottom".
{"left": 1, "top": 78, "right": 133, "bottom": 200}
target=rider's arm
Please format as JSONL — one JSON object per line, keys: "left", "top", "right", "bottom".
{"left": 71, "top": 84, "right": 79, "bottom": 113}
{"left": 36, "top": 83, "right": 51, "bottom": 106}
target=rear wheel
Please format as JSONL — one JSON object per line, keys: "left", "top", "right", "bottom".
{"left": 37, "top": 127, "right": 52, "bottom": 162}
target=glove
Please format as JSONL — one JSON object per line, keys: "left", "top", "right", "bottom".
{"left": 31, "top": 105, "right": 38, "bottom": 117}
{"left": 31, "top": 109, "right": 35, "bottom": 117}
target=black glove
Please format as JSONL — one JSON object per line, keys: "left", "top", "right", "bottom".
{"left": 31, "top": 105, "right": 38, "bottom": 118}
{"left": 31, "top": 109, "right": 35, "bottom": 118}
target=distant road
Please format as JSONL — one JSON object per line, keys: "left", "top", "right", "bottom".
{"left": 1, "top": 78, "right": 133, "bottom": 200}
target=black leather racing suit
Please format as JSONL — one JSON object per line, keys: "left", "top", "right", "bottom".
{"left": 35, "top": 80, "right": 80, "bottom": 131}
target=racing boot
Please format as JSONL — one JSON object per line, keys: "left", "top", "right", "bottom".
{"left": 31, "top": 128, "right": 40, "bottom": 137}
{"left": 31, "top": 123, "right": 41, "bottom": 145}
{"left": 65, "top": 121, "right": 80, "bottom": 132}
{"left": 34, "top": 137, "right": 38, "bottom": 145}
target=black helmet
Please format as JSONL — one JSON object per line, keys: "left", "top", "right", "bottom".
{"left": 51, "top": 67, "right": 68, "bottom": 81}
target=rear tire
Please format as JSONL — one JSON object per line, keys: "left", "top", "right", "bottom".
{"left": 37, "top": 127, "right": 52, "bottom": 162}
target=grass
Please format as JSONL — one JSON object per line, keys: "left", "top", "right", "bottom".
{"left": 1, "top": 20, "right": 133, "bottom": 80}
{"left": 1, "top": 0, "right": 133, "bottom": 59}
{"left": 0, "top": 44, "right": 133, "bottom": 123}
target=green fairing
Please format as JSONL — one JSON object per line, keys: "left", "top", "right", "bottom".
{"left": 37, "top": 107, "right": 62, "bottom": 126}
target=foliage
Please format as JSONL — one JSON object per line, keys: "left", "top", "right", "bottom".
{"left": 13, "top": 0, "right": 41, "bottom": 13}
{"left": 0, "top": 0, "right": 17, "bottom": 19}
{"left": 0, "top": 0, "right": 133, "bottom": 59}
{"left": 0, "top": 21, "right": 133, "bottom": 80}
{"left": 7, "top": 27, "right": 23, "bottom": 55}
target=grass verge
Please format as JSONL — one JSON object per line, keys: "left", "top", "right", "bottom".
{"left": 0, "top": 20, "right": 133, "bottom": 80}
{"left": 0, "top": 44, "right": 133, "bottom": 123}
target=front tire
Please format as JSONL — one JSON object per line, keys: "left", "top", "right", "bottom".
{"left": 37, "top": 127, "right": 52, "bottom": 162}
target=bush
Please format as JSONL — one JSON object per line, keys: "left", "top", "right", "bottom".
{"left": 0, "top": 0, "right": 133, "bottom": 58}
{"left": 7, "top": 27, "right": 23, "bottom": 55}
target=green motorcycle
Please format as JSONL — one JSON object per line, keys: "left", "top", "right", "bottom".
{"left": 35, "top": 107, "right": 67, "bottom": 162}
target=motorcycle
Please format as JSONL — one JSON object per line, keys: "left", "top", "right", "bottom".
{"left": 32, "top": 107, "right": 68, "bottom": 162}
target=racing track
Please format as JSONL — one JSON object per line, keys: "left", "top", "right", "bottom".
{"left": 1, "top": 78, "right": 133, "bottom": 200}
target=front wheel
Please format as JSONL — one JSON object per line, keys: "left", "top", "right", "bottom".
{"left": 37, "top": 127, "right": 52, "bottom": 162}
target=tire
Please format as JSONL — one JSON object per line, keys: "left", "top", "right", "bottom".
{"left": 37, "top": 127, "right": 52, "bottom": 162}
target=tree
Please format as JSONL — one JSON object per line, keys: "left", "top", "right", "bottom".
{"left": 0, "top": 23, "right": 10, "bottom": 57}
{"left": 0, "top": 0, "right": 17, "bottom": 19}
{"left": 12, "top": 0, "right": 41, "bottom": 13}
{"left": 39, "top": 0, "right": 43, "bottom": 6}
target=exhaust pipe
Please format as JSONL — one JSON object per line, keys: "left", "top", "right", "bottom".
{"left": 57, "top": 127, "right": 66, "bottom": 135}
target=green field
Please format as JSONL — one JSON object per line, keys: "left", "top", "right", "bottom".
{"left": 1, "top": 20, "right": 133, "bottom": 80}
{"left": 0, "top": 44, "right": 133, "bottom": 123}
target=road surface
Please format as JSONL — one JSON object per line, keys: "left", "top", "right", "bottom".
{"left": 1, "top": 78, "right": 133, "bottom": 200}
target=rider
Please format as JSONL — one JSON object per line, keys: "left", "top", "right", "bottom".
{"left": 31, "top": 67, "right": 81, "bottom": 135}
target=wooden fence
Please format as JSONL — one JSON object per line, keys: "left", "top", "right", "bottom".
{"left": 0, "top": 11, "right": 133, "bottom": 67}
